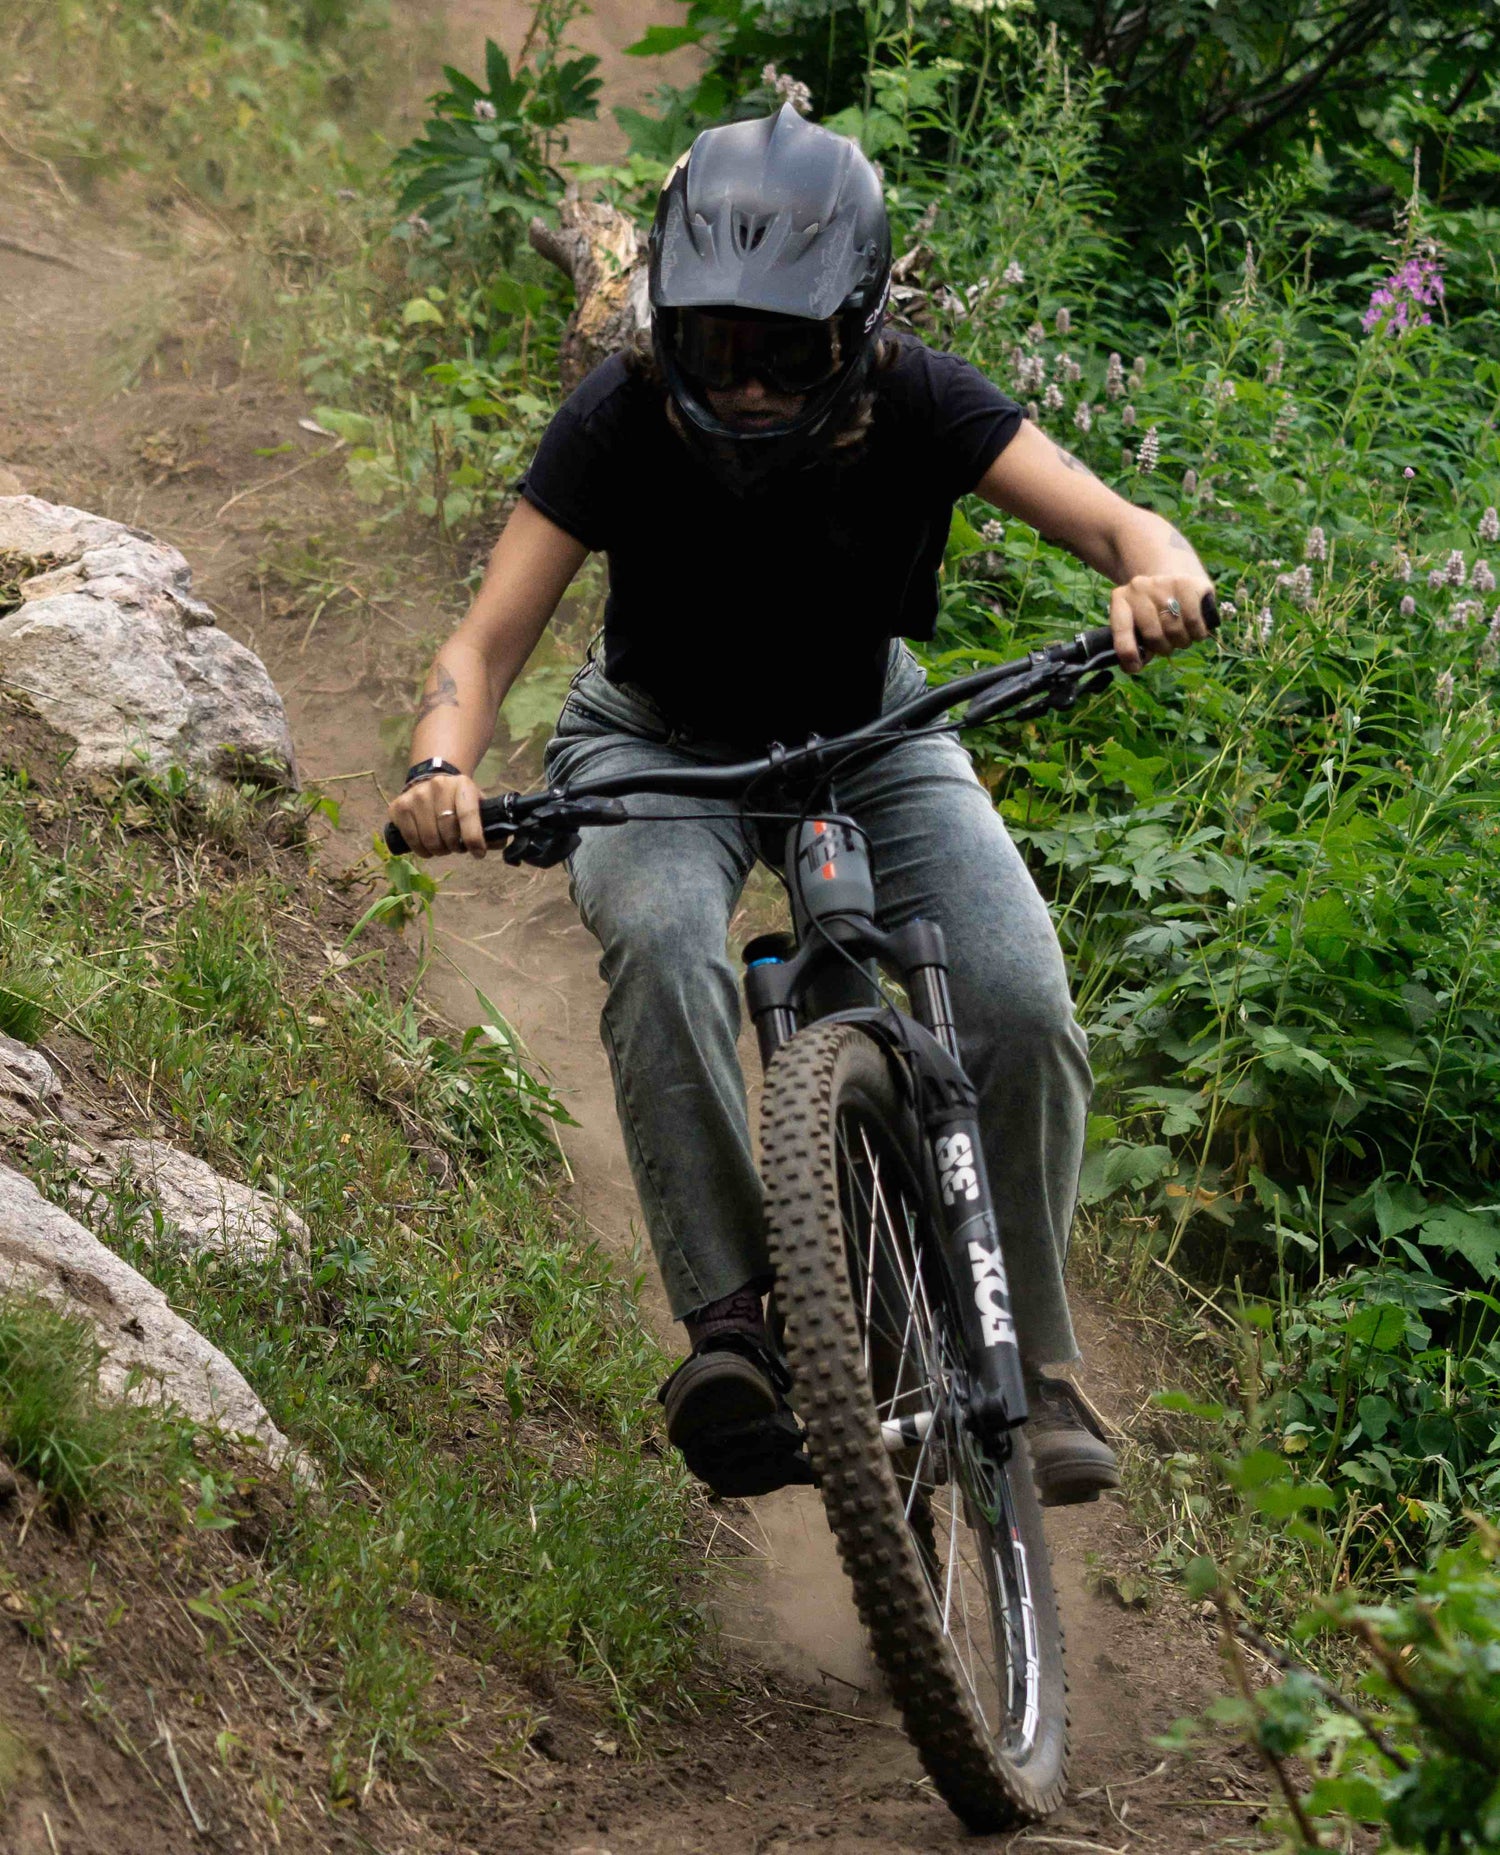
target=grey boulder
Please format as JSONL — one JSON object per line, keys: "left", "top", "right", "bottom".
{"left": 0, "top": 495, "right": 296, "bottom": 787}
{"left": 94, "top": 1138, "right": 311, "bottom": 1268}
{"left": 0, "top": 1161, "right": 294, "bottom": 1464}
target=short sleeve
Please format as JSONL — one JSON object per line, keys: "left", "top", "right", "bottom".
{"left": 905, "top": 342, "right": 1024, "bottom": 500}
{"left": 517, "top": 357, "right": 629, "bottom": 552}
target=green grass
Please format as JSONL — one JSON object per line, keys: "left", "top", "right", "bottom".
{"left": 0, "top": 1295, "right": 199, "bottom": 1525}
{"left": 0, "top": 761, "right": 703, "bottom": 1765}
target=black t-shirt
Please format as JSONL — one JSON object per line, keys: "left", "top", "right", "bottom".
{"left": 520, "top": 332, "right": 1022, "bottom": 745}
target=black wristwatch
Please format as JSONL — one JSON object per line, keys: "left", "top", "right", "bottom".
{"left": 403, "top": 757, "right": 465, "bottom": 789}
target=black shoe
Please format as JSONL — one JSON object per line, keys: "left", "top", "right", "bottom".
{"left": 659, "top": 1334, "right": 816, "bottom": 1499}
{"left": 1026, "top": 1373, "right": 1121, "bottom": 1507}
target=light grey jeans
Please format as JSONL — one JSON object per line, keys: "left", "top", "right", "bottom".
{"left": 543, "top": 645, "right": 1092, "bottom": 1367}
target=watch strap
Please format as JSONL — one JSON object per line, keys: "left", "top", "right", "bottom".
{"left": 403, "top": 756, "right": 465, "bottom": 789}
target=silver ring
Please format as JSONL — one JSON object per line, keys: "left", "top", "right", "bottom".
{"left": 438, "top": 808, "right": 457, "bottom": 818}
{"left": 1164, "top": 597, "right": 1182, "bottom": 619}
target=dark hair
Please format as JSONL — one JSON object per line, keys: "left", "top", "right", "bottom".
{"left": 622, "top": 331, "right": 898, "bottom": 458}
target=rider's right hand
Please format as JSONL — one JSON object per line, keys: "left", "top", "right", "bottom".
{"left": 387, "top": 773, "right": 488, "bottom": 859}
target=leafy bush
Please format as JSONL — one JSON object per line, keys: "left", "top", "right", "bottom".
{"left": 1165, "top": 1368, "right": 1500, "bottom": 1854}
{"left": 621, "top": 0, "right": 1500, "bottom": 251}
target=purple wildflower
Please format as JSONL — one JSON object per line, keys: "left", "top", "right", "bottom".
{"left": 1428, "top": 568, "right": 1448, "bottom": 591}
{"left": 1003, "top": 260, "right": 1025, "bottom": 286}
{"left": 1481, "top": 507, "right": 1500, "bottom": 545}
{"left": 1055, "top": 307, "right": 1071, "bottom": 336}
{"left": 1276, "top": 564, "right": 1315, "bottom": 608}
{"left": 1399, "top": 595, "right": 1416, "bottom": 619}
{"left": 1473, "top": 560, "right": 1496, "bottom": 595}
{"left": 1273, "top": 400, "right": 1297, "bottom": 445}
{"left": 1255, "top": 608, "right": 1274, "bottom": 645}
{"left": 1074, "top": 401, "right": 1093, "bottom": 433}
{"left": 981, "top": 519, "right": 1004, "bottom": 545}
{"left": 1393, "top": 547, "right": 1412, "bottom": 583}
{"left": 1481, "top": 608, "right": 1500, "bottom": 665}
{"left": 1304, "top": 526, "right": 1327, "bottom": 563}
{"left": 1182, "top": 467, "right": 1198, "bottom": 497}
{"left": 1105, "top": 353, "right": 1125, "bottom": 400}
{"left": 1362, "top": 256, "right": 1444, "bottom": 335}
{"left": 1446, "top": 549, "right": 1467, "bottom": 587}
{"left": 1435, "top": 668, "right": 1455, "bottom": 709}
{"left": 1121, "top": 446, "right": 1133, "bottom": 468}
{"left": 472, "top": 98, "right": 498, "bottom": 121}
{"left": 1137, "top": 426, "right": 1160, "bottom": 473}
{"left": 1122, "top": 404, "right": 1137, "bottom": 430}
{"left": 1043, "top": 382, "right": 1064, "bottom": 413}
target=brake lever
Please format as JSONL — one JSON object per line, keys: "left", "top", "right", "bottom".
{"left": 499, "top": 794, "right": 629, "bottom": 868}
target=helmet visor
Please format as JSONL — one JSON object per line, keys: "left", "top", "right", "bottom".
{"left": 671, "top": 309, "right": 841, "bottom": 396}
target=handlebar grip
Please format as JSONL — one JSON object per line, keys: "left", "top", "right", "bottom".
{"left": 383, "top": 792, "right": 522, "bottom": 858}
{"left": 1203, "top": 589, "right": 1220, "bottom": 632}
{"left": 1081, "top": 624, "right": 1116, "bottom": 658}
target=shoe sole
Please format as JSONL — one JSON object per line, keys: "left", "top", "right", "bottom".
{"left": 663, "top": 1351, "right": 779, "bottom": 1450}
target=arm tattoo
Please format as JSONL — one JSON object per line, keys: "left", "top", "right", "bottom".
{"left": 1168, "top": 527, "right": 1192, "bottom": 552}
{"left": 415, "top": 665, "right": 460, "bottom": 723}
{"left": 1053, "top": 445, "right": 1098, "bottom": 480}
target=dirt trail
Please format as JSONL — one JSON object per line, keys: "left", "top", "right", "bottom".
{"left": 0, "top": 120, "right": 1263, "bottom": 1855}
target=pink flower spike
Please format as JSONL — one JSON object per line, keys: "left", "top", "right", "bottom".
{"left": 1404, "top": 467, "right": 1415, "bottom": 479}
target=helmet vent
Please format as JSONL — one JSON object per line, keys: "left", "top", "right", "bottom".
{"left": 732, "top": 212, "right": 771, "bottom": 254}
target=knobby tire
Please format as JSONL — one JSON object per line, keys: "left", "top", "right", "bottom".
{"left": 761, "top": 1019, "right": 1069, "bottom": 1831}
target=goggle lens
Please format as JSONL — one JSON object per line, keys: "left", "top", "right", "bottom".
{"left": 673, "top": 312, "right": 840, "bottom": 396}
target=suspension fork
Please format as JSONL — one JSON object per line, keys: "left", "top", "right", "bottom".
{"left": 741, "top": 820, "right": 1028, "bottom": 1436}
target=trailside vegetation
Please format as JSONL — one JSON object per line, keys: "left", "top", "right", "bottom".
{"left": 5, "top": 0, "right": 1500, "bottom": 1839}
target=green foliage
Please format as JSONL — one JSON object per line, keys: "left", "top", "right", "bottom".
{"left": 392, "top": 35, "right": 601, "bottom": 237}
{"left": 1168, "top": 1361, "right": 1500, "bottom": 1854}
{"left": 4, "top": 0, "right": 391, "bottom": 213}
{"left": 0, "top": 772, "right": 702, "bottom": 1761}
{"left": 625, "top": 0, "right": 1500, "bottom": 249}
{"left": 0, "top": 1296, "right": 197, "bottom": 1525}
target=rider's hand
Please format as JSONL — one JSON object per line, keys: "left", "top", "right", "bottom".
{"left": 388, "top": 772, "right": 488, "bottom": 859}
{"left": 1109, "top": 573, "right": 1215, "bottom": 674}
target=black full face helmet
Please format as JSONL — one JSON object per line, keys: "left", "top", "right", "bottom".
{"left": 648, "top": 105, "right": 892, "bottom": 492}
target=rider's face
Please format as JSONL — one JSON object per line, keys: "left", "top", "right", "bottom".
{"left": 705, "top": 376, "right": 807, "bottom": 431}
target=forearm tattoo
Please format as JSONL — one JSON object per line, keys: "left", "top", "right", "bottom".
{"left": 415, "top": 664, "right": 460, "bottom": 723}
{"left": 1053, "top": 445, "right": 1098, "bottom": 480}
{"left": 1168, "top": 527, "right": 1192, "bottom": 552}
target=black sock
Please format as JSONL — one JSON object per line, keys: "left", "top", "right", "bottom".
{"left": 684, "top": 1284, "right": 767, "bottom": 1350}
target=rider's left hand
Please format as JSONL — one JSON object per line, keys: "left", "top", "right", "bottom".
{"left": 1109, "top": 573, "right": 1216, "bottom": 674}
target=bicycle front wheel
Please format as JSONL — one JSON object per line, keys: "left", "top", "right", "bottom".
{"left": 761, "top": 1019, "right": 1068, "bottom": 1831}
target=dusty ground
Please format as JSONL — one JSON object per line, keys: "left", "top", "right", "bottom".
{"left": 0, "top": 49, "right": 1269, "bottom": 1851}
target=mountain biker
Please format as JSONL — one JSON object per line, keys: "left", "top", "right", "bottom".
{"left": 388, "top": 106, "right": 1214, "bottom": 1506}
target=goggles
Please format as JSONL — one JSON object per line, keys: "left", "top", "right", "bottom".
{"left": 671, "top": 309, "right": 842, "bottom": 397}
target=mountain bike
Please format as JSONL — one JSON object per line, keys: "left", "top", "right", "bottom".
{"left": 386, "top": 609, "right": 1214, "bottom": 1829}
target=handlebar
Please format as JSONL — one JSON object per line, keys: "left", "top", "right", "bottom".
{"left": 384, "top": 597, "right": 1216, "bottom": 860}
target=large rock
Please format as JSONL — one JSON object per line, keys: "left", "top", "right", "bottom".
{"left": 0, "top": 1034, "right": 308, "bottom": 1271}
{"left": 0, "top": 496, "right": 297, "bottom": 787}
{"left": 0, "top": 1162, "right": 293, "bottom": 1463}
{"left": 93, "top": 1139, "right": 310, "bottom": 1268}
{"left": 0, "top": 1033, "right": 59, "bottom": 1123}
